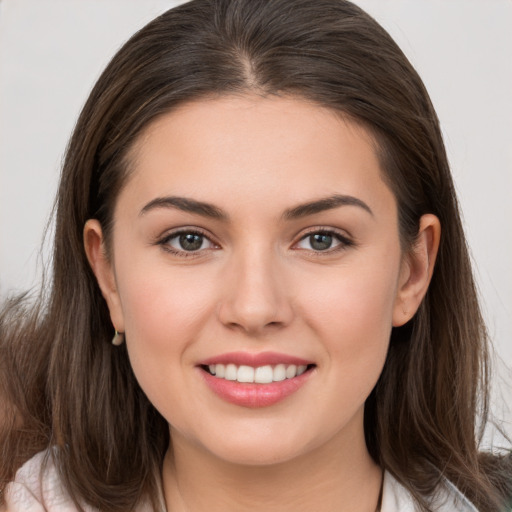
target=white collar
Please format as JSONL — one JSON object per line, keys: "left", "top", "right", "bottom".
{"left": 381, "top": 471, "right": 479, "bottom": 512}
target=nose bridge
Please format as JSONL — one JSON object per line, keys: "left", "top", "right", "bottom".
{"left": 218, "top": 241, "right": 292, "bottom": 334}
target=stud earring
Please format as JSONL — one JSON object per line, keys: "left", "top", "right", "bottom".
{"left": 112, "top": 330, "right": 124, "bottom": 346}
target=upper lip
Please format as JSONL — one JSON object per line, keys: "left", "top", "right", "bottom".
{"left": 198, "top": 351, "right": 313, "bottom": 367}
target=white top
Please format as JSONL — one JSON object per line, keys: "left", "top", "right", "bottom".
{"left": 5, "top": 451, "right": 479, "bottom": 511}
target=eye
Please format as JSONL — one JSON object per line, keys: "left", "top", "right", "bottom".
{"left": 160, "top": 230, "right": 217, "bottom": 254}
{"left": 295, "top": 230, "right": 352, "bottom": 252}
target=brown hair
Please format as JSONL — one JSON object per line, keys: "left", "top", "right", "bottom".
{"left": 1, "top": 0, "right": 510, "bottom": 510}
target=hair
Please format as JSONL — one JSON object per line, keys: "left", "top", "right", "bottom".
{"left": 1, "top": 0, "right": 511, "bottom": 511}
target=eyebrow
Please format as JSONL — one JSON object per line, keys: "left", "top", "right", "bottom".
{"left": 283, "top": 194, "right": 373, "bottom": 219}
{"left": 140, "top": 196, "right": 227, "bottom": 220}
{"left": 139, "top": 193, "right": 373, "bottom": 220}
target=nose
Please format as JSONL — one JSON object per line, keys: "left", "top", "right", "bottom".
{"left": 217, "top": 247, "right": 294, "bottom": 336}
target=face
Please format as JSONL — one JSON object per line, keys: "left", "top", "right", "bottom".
{"left": 86, "top": 95, "right": 434, "bottom": 467}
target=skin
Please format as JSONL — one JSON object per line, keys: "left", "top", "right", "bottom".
{"left": 85, "top": 95, "right": 440, "bottom": 512}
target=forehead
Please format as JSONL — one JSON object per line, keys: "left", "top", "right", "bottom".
{"left": 121, "top": 94, "right": 395, "bottom": 218}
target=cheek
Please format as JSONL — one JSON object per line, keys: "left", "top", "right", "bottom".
{"left": 114, "top": 255, "right": 219, "bottom": 364}
{"left": 114, "top": 260, "right": 222, "bottom": 422}
{"left": 300, "top": 263, "right": 398, "bottom": 419}
{"left": 298, "top": 249, "right": 401, "bottom": 366}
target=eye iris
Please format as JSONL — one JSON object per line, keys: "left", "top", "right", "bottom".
{"left": 310, "top": 233, "right": 332, "bottom": 251}
{"left": 179, "top": 233, "right": 203, "bottom": 251}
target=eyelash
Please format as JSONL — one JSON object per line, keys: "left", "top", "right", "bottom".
{"left": 294, "top": 228, "right": 354, "bottom": 255}
{"left": 156, "top": 227, "right": 354, "bottom": 258}
{"left": 157, "top": 228, "right": 218, "bottom": 258}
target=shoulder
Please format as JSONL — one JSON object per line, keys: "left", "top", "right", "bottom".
{"left": 4, "top": 450, "right": 94, "bottom": 512}
{"left": 4, "top": 450, "right": 163, "bottom": 512}
{"left": 381, "top": 471, "right": 479, "bottom": 512}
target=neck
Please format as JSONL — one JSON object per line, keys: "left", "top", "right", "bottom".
{"left": 161, "top": 421, "right": 382, "bottom": 512}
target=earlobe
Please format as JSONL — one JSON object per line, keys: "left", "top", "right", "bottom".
{"left": 83, "top": 219, "right": 125, "bottom": 332}
{"left": 392, "top": 214, "right": 441, "bottom": 327}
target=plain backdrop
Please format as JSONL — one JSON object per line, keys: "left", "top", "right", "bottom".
{"left": 0, "top": 0, "right": 511, "bottom": 432}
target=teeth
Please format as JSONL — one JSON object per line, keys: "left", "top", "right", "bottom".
{"left": 255, "top": 365, "right": 273, "bottom": 384}
{"left": 297, "top": 365, "right": 307, "bottom": 376}
{"left": 273, "top": 364, "right": 286, "bottom": 381}
{"left": 225, "top": 364, "right": 237, "bottom": 381}
{"left": 237, "top": 365, "right": 254, "bottom": 383}
{"left": 207, "top": 363, "right": 310, "bottom": 383}
{"left": 285, "top": 364, "right": 297, "bottom": 378}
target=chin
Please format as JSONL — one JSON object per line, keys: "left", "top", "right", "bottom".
{"left": 192, "top": 422, "right": 328, "bottom": 468}
{"left": 211, "top": 443, "right": 304, "bottom": 467}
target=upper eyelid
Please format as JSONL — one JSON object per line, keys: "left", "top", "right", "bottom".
{"left": 295, "top": 226, "right": 353, "bottom": 241}
{"left": 156, "top": 226, "right": 353, "bottom": 248}
{"left": 158, "top": 226, "right": 217, "bottom": 243}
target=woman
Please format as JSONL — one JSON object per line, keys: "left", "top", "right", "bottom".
{"left": 1, "top": 0, "right": 510, "bottom": 511}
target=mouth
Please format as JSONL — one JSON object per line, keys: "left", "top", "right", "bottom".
{"left": 197, "top": 352, "right": 316, "bottom": 408}
{"left": 200, "top": 363, "right": 313, "bottom": 384}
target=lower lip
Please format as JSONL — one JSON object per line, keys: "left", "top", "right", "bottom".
{"left": 199, "top": 367, "right": 314, "bottom": 408}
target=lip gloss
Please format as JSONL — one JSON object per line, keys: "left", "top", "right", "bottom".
{"left": 197, "top": 352, "right": 314, "bottom": 408}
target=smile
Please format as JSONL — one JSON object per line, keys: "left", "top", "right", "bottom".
{"left": 205, "top": 363, "right": 308, "bottom": 383}
{"left": 198, "top": 352, "right": 315, "bottom": 408}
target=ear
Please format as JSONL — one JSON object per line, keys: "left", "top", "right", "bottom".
{"left": 393, "top": 214, "right": 441, "bottom": 327}
{"left": 83, "top": 219, "right": 125, "bottom": 332}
